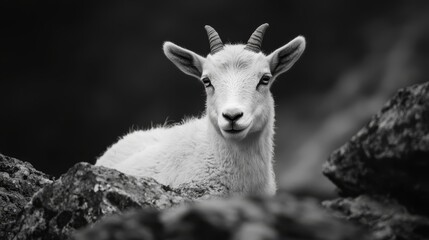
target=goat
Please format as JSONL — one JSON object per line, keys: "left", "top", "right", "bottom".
{"left": 95, "top": 23, "right": 306, "bottom": 196}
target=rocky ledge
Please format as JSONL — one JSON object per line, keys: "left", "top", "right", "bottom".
{"left": 9, "top": 162, "right": 213, "bottom": 240}
{"left": 0, "top": 154, "right": 53, "bottom": 239}
{"left": 0, "top": 157, "right": 367, "bottom": 240}
{"left": 323, "top": 82, "right": 429, "bottom": 240}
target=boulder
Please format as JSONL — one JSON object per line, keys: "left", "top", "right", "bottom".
{"left": 73, "top": 194, "right": 370, "bottom": 240}
{"left": 10, "top": 162, "right": 208, "bottom": 240}
{"left": 0, "top": 153, "right": 52, "bottom": 239}
{"left": 323, "top": 82, "right": 429, "bottom": 213}
{"left": 323, "top": 82, "right": 429, "bottom": 239}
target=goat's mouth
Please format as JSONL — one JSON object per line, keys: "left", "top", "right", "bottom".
{"left": 221, "top": 124, "right": 249, "bottom": 136}
{"left": 224, "top": 128, "right": 245, "bottom": 134}
{"left": 221, "top": 126, "right": 249, "bottom": 141}
{"left": 217, "top": 120, "right": 251, "bottom": 139}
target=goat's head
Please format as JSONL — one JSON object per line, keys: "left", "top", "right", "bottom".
{"left": 163, "top": 24, "right": 305, "bottom": 141}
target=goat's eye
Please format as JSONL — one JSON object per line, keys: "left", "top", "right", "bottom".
{"left": 258, "top": 75, "right": 271, "bottom": 87}
{"left": 202, "top": 77, "right": 213, "bottom": 88}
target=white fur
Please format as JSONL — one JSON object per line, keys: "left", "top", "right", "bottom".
{"left": 96, "top": 34, "right": 306, "bottom": 197}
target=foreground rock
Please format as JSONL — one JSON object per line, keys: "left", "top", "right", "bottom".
{"left": 0, "top": 153, "right": 53, "bottom": 239}
{"left": 73, "top": 193, "right": 369, "bottom": 240}
{"left": 10, "top": 162, "right": 209, "bottom": 240}
{"left": 324, "top": 196, "right": 429, "bottom": 240}
{"left": 1, "top": 158, "right": 369, "bottom": 240}
{"left": 323, "top": 82, "right": 429, "bottom": 239}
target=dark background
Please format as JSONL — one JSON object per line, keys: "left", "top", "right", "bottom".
{"left": 1, "top": 0, "right": 429, "bottom": 198}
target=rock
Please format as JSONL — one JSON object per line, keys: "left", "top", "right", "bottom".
{"left": 7, "top": 159, "right": 367, "bottom": 240}
{"left": 324, "top": 195, "right": 429, "bottom": 240}
{"left": 72, "top": 209, "right": 163, "bottom": 240}
{"left": 323, "top": 82, "right": 429, "bottom": 239}
{"left": 10, "top": 162, "right": 209, "bottom": 240}
{"left": 323, "top": 82, "right": 429, "bottom": 213}
{"left": 0, "top": 153, "right": 53, "bottom": 239}
{"left": 73, "top": 193, "right": 370, "bottom": 240}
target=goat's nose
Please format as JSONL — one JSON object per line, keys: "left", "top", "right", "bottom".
{"left": 222, "top": 110, "right": 243, "bottom": 122}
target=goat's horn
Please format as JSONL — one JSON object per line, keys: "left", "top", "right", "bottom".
{"left": 205, "top": 25, "right": 224, "bottom": 55}
{"left": 244, "top": 23, "right": 269, "bottom": 53}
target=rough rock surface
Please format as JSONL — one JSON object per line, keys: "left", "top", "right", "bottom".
{"left": 0, "top": 153, "right": 53, "bottom": 239}
{"left": 73, "top": 193, "right": 369, "bottom": 240}
{"left": 324, "top": 82, "right": 429, "bottom": 211}
{"left": 324, "top": 195, "right": 429, "bottom": 240}
{"left": 323, "top": 82, "right": 429, "bottom": 239}
{"left": 1, "top": 158, "right": 369, "bottom": 240}
{"left": 10, "top": 162, "right": 211, "bottom": 240}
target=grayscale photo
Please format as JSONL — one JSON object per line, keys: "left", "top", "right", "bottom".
{"left": 1, "top": 1, "right": 429, "bottom": 239}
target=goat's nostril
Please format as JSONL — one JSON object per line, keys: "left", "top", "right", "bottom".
{"left": 222, "top": 112, "right": 243, "bottom": 122}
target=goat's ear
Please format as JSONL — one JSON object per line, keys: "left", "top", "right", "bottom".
{"left": 267, "top": 36, "right": 305, "bottom": 78}
{"left": 163, "top": 42, "right": 205, "bottom": 79}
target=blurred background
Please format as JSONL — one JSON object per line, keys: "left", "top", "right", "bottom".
{"left": 1, "top": 0, "right": 428, "bottom": 199}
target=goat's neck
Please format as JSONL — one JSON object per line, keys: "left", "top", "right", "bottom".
{"left": 206, "top": 115, "right": 274, "bottom": 193}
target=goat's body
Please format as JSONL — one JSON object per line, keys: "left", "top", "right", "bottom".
{"left": 96, "top": 115, "right": 276, "bottom": 196}
{"left": 96, "top": 24, "right": 306, "bottom": 197}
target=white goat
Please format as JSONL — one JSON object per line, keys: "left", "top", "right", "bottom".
{"left": 96, "top": 24, "right": 306, "bottom": 196}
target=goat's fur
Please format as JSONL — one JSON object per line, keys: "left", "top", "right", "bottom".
{"left": 96, "top": 25, "right": 306, "bottom": 196}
